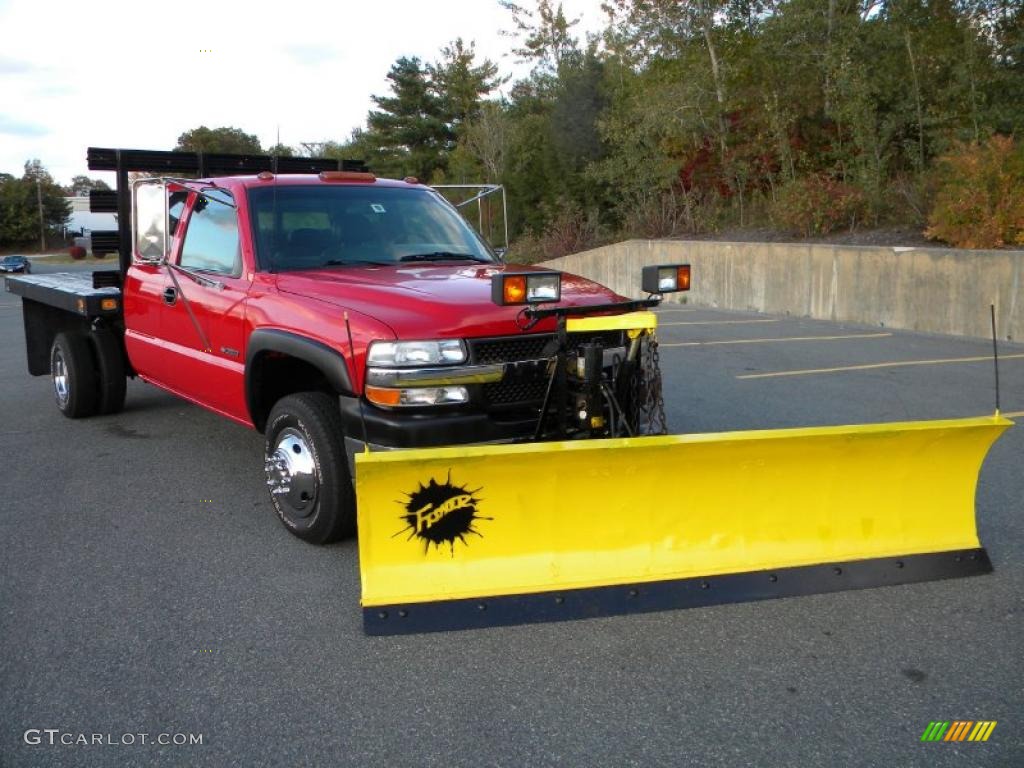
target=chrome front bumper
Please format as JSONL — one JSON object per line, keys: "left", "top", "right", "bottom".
{"left": 364, "top": 363, "right": 505, "bottom": 388}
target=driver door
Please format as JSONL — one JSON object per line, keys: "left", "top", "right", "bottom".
{"left": 157, "top": 188, "right": 252, "bottom": 423}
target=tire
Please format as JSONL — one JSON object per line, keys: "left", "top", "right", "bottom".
{"left": 90, "top": 327, "right": 127, "bottom": 415}
{"left": 51, "top": 331, "right": 99, "bottom": 419}
{"left": 264, "top": 392, "right": 355, "bottom": 544}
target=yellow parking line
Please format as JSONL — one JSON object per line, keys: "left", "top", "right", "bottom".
{"left": 661, "top": 332, "right": 892, "bottom": 348}
{"left": 1002, "top": 410, "right": 1024, "bottom": 418}
{"left": 738, "top": 353, "right": 1024, "bottom": 380}
{"left": 661, "top": 319, "right": 781, "bottom": 327}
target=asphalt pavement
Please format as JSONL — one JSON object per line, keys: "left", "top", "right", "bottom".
{"left": 1, "top": 267, "right": 1022, "bottom": 767}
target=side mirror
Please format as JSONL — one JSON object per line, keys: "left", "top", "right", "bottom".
{"left": 132, "top": 179, "right": 168, "bottom": 264}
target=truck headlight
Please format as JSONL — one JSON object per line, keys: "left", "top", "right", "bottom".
{"left": 367, "top": 339, "right": 466, "bottom": 366}
{"left": 491, "top": 271, "right": 561, "bottom": 305}
{"left": 365, "top": 386, "right": 469, "bottom": 407}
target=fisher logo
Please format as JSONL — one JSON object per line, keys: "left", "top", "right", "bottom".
{"left": 396, "top": 471, "right": 490, "bottom": 553}
{"left": 920, "top": 721, "right": 997, "bottom": 742}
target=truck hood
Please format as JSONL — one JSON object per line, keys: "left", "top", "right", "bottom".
{"left": 275, "top": 263, "right": 625, "bottom": 339}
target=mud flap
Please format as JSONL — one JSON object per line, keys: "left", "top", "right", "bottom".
{"left": 355, "top": 414, "right": 1011, "bottom": 635}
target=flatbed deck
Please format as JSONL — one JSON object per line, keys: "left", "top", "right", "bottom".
{"left": 4, "top": 272, "right": 122, "bottom": 317}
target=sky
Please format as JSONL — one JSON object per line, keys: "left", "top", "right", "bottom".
{"left": 0, "top": 0, "right": 608, "bottom": 186}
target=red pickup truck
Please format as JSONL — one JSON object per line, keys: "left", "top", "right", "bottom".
{"left": 7, "top": 148, "right": 688, "bottom": 546}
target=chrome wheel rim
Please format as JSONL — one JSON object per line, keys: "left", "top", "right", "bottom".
{"left": 265, "top": 427, "right": 318, "bottom": 518}
{"left": 53, "top": 349, "right": 69, "bottom": 407}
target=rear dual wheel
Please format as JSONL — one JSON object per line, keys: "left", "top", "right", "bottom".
{"left": 50, "top": 329, "right": 126, "bottom": 419}
{"left": 51, "top": 332, "right": 97, "bottom": 418}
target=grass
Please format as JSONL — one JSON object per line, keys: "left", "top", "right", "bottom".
{"left": 28, "top": 253, "right": 115, "bottom": 265}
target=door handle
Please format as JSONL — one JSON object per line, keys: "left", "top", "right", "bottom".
{"left": 162, "top": 286, "right": 177, "bottom": 305}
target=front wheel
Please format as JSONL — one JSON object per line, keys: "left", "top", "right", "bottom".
{"left": 264, "top": 392, "right": 355, "bottom": 544}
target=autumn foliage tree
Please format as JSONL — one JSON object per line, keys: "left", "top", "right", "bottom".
{"left": 926, "top": 136, "right": 1024, "bottom": 249}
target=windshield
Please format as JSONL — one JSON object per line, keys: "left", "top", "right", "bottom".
{"left": 247, "top": 185, "right": 497, "bottom": 271}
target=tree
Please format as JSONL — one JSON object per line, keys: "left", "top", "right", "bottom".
{"left": 320, "top": 1, "right": 1024, "bottom": 245}
{"left": 431, "top": 38, "right": 502, "bottom": 141}
{"left": 264, "top": 143, "right": 296, "bottom": 157}
{"left": 366, "top": 57, "right": 450, "bottom": 180}
{"left": 500, "top": 0, "right": 581, "bottom": 74}
{"left": 65, "top": 175, "right": 110, "bottom": 196}
{"left": 604, "top": 0, "right": 731, "bottom": 158}
{"left": 174, "top": 126, "right": 263, "bottom": 154}
{"left": 0, "top": 161, "right": 71, "bottom": 248}
{"left": 461, "top": 101, "right": 512, "bottom": 182}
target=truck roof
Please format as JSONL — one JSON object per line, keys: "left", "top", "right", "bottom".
{"left": 207, "top": 174, "right": 421, "bottom": 190}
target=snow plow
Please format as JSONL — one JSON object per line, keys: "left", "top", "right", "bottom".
{"left": 355, "top": 295, "right": 1012, "bottom": 634}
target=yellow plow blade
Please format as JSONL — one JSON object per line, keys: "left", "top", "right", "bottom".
{"left": 356, "top": 414, "right": 1011, "bottom": 634}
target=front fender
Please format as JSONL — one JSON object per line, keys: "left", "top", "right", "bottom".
{"left": 246, "top": 329, "right": 353, "bottom": 430}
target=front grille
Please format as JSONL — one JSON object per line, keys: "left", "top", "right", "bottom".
{"left": 469, "top": 331, "right": 624, "bottom": 364}
{"left": 484, "top": 378, "right": 549, "bottom": 405}
{"left": 469, "top": 331, "right": 625, "bottom": 408}
{"left": 471, "top": 335, "right": 554, "bottom": 365}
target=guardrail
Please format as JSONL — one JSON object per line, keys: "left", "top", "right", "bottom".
{"left": 542, "top": 239, "right": 1024, "bottom": 341}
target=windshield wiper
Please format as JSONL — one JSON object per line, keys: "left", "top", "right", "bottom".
{"left": 322, "top": 259, "right": 394, "bottom": 267}
{"left": 399, "top": 251, "right": 489, "bottom": 263}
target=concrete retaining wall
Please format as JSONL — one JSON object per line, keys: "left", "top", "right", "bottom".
{"left": 542, "top": 240, "right": 1024, "bottom": 341}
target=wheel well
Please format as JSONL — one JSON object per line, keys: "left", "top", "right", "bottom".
{"left": 249, "top": 352, "right": 335, "bottom": 432}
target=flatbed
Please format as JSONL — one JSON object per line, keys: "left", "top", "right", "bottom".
{"left": 5, "top": 271, "right": 122, "bottom": 318}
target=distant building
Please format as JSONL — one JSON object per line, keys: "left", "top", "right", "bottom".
{"left": 64, "top": 195, "right": 116, "bottom": 236}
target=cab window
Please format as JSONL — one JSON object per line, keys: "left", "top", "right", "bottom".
{"left": 179, "top": 189, "right": 240, "bottom": 275}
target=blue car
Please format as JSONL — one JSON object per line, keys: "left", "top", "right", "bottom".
{"left": 0, "top": 255, "right": 31, "bottom": 273}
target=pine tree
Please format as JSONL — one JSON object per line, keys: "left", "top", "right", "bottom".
{"left": 431, "top": 38, "right": 502, "bottom": 143}
{"left": 366, "top": 57, "right": 449, "bottom": 180}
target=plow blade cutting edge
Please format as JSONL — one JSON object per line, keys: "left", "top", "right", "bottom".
{"left": 356, "top": 414, "right": 1011, "bottom": 635}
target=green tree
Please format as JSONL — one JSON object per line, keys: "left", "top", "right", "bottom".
{"left": 500, "top": 0, "right": 581, "bottom": 73}
{"left": 604, "top": 0, "right": 731, "bottom": 158}
{"left": 0, "top": 161, "right": 71, "bottom": 248}
{"left": 366, "top": 57, "right": 450, "bottom": 180}
{"left": 0, "top": 173, "right": 35, "bottom": 245}
{"left": 65, "top": 175, "right": 110, "bottom": 196}
{"left": 322, "top": 130, "right": 376, "bottom": 163}
{"left": 460, "top": 101, "right": 512, "bottom": 182}
{"left": 431, "top": 38, "right": 502, "bottom": 142}
{"left": 265, "top": 143, "right": 296, "bottom": 157}
{"left": 174, "top": 126, "right": 263, "bottom": 154}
